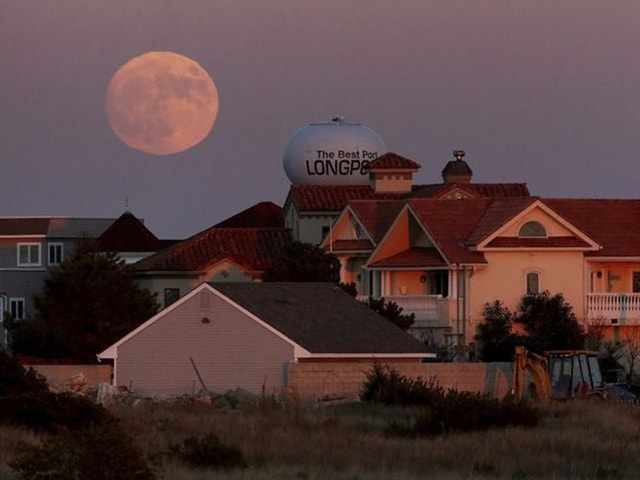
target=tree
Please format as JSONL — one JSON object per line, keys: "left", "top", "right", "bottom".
{"left": 263, "top": 241, "right": 340, "bottom": 283}
{"left": 514, "top": 291, "right": 585, "bottom": 354}
{"left": 4, "top": 237, "right": 159, "bottom": 363}
{"left": 367, "top": 297, "right": 415, "bottom": 331}
{"left": 611, "top": 326, "right": 640, "bottom": 384}
{"left": 475, "top": 300, "right": 519, "bottom": 362}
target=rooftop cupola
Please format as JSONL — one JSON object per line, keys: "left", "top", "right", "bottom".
{"left": 442, "top": 150, "right": 473, "bottom": 184}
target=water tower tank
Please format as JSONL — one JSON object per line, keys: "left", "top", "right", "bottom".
{"left": 283, "top": 117, "right": 386, "bottom": 185}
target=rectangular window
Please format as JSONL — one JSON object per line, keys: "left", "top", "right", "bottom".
{"left": 17, "top": 243, "right": 41, "bottom": 266}
{"left": 48, "top": 243, "right": 64, "bottom": 265}
{"left": 163, "top": 288, "right": 180, "bottom": 308}
{"left": 527, "top": 272, "right": 540, "bottom": 295}
{"left": 9, "top": 298, "right": 25, "bottom": 319}
{"left": 633, "top": 272, "right": 640, "bottom": 293}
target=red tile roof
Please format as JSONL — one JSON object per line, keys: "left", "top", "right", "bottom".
{"left": 408, "top": 199, "right": 490, "bottom": 264}
{"left": 544, "top": 199, "right": 640, "bottom": 257}
{"left": 289, "top": 182, "right": 530, "bottom": 214}
{"left": 348, "top": 200, "right": 405, "bottom": 243}
{"left": 466, "top": 197, "right": 538, "bottom": 245}
{"left": 214, "top": 201, "right": 284, "bottom": 228}
{"left": 134, "top": 228, "right": 292, "bottom": 273}
{"left": 289, "top": 185, "right": 407, "bottom": 212}
{"left": 368, "top": 152, "right": 421, "bottom": 170}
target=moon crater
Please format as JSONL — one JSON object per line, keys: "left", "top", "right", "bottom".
{"left": 106, "top": 51, "right": 219, "bottom": 156}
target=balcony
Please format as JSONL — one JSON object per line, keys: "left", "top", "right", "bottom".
{"left": 586, "top": 293, "right": 640, "bottom": 324}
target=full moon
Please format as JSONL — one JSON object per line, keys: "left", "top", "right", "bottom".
{"left": 106, "top": 51, "right": 219, "bottom": 155}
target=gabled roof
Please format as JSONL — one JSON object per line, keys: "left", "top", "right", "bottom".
{"left": 214, "top": 201, "right": 284, "bottom": 228}
{"left": 368, "top": 152, "right": 421, "bottom": 171}
{"left": 544, "top": 199, "right": 640, "bottom": 257}
{"left": 99, "top": 282, "right": 429, "bottom": 360}
{"left": 407, "top": 198, "right": 491, "bottom": 265}
{"left": 213, "top": 282, "right": 429, "bottom": 355}
{"left": 97, "top": 211, "right": 164, "bottom": 252}
{"left": 466, "top": 197, "right": 538, "bottom": 245}
{"left": 134, "top": 227, "right": 291, "bottom": 273}
{"left": 348, "top": 200, "right": 405, "bottom": 243}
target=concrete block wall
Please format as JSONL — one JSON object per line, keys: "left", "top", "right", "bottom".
{"left": 287, "top": 361, "right": 513, "bottom": 401}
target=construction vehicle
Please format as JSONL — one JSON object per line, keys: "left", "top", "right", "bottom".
{"left": 512, "top": 346, "right": 606, "bottom": 401}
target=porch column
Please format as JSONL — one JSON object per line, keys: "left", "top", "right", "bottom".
{"left": 449, "top": 268, "right": 458, "bottom": 299}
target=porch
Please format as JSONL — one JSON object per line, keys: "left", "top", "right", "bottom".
{"left": 383, "top": 294, "right": 452, "bottom": 327}
{"left": 586, "top": 293, "right": 640, "bottom": 324}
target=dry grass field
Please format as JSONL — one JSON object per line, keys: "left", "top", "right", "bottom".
{"left": 2, "top": 398, "right": 640, "bottom": 479}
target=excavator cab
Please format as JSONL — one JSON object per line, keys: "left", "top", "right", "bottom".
{"left": 546, "top": 350, "right": 604, "bottom": 400}
{"left": 512, "top": 347, "right": 606, "bottom": 401}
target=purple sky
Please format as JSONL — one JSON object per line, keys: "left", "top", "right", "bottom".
{"left": 2, "top": 1, "right": 639, "bottom": 238}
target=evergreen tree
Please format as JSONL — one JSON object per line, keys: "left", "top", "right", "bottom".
{"left": 4, "top": 237, "right": 159, "bottom": 363}
{"left": 514, "top": 291, "right": 585, "bottom": 354}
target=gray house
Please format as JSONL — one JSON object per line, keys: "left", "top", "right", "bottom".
{"left": 0, "top": 212, "right": 168, "bottom": 347}
{"left": 98, "top": 282, "right": 429, "bottom": 397}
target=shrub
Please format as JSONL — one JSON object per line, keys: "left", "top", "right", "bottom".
{"left": 361, "top": 363, "right": 543, "bottom": 436}
{"left": 169, "top": 432, "right": 247, "bottom": 470}
{"left": 9, "top": 421, "right": 155, "bottom": 480}
{"left": 0, "top": 348, "right": 48, "bottom": 395}
{"left": 0, "top": 391, "right": 109, "bottom": 432}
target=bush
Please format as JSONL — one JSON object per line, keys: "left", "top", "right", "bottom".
{"left": 360, "top": 363, "right": 442, "bottom": 406}
{"left": 169, "top": 432, "right": 247, "bottom": 470}
{"left": 9, "top": 421, "right": 155, "bottom": 480}
{"left": 0, "top": 348, "right": 48, "bottom": 395}
{"left": 361, "top": 363, "right": 543, "bottom": 436}
{"left": 0, "top": 391, "right": 109, "bottom": 432}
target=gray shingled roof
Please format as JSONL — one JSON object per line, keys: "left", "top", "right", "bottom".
{"left": 212, "top": 282, "right": 428, "bottom": 355}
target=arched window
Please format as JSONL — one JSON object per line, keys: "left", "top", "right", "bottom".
{"left": 519, "top": 221, "right": 547, "bottom": 238}
{"left": 526, "top": 272, "right": 540, "bottom": 295}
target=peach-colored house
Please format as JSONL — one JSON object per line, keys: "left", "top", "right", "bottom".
{"left": 322, "top": 194, "right": 640, "bottom": 352}
{"left": 98, "top": 282, "right": 429, "bottom": 397}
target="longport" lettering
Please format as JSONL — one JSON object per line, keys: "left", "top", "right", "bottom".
{"left": 305, "top": 159, "right": 370, "bottom": 176}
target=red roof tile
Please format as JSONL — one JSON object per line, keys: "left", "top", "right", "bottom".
{"left": 348, "top": 200, "right": 405, "bottom": 243}
{"left": 368, "top": 152, "right": 421, "bottom": 171}
{"left": 289, "top": 185, "right": 406, "bottom": 212}
{"left": 290, "top": 182, "right": 530, "bottom": 214}
{"left": 134, "top": 228, "right": 292, "bottom": 273}
{"left": 544, "top": 199, "right": 640, "bottom": 257}
{"left": 214, "top": 201, "right": 284, "bottom": 228}
{"left": 408, "top": 198, "right": 491, "bottom": 264}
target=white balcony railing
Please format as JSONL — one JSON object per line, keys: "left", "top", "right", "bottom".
{"left": 586, "top": 293, "right": 640, "bottom": 321}
{"left": 383, "top": 294, "right": 442, "bottom": 320}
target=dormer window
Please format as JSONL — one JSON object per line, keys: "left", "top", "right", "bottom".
{"left": 518, "top": 221, "right": 547, "bottom": 238}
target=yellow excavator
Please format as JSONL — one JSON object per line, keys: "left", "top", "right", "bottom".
{"left": 512, "top": 346, "right": 606, "bottom": 401}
